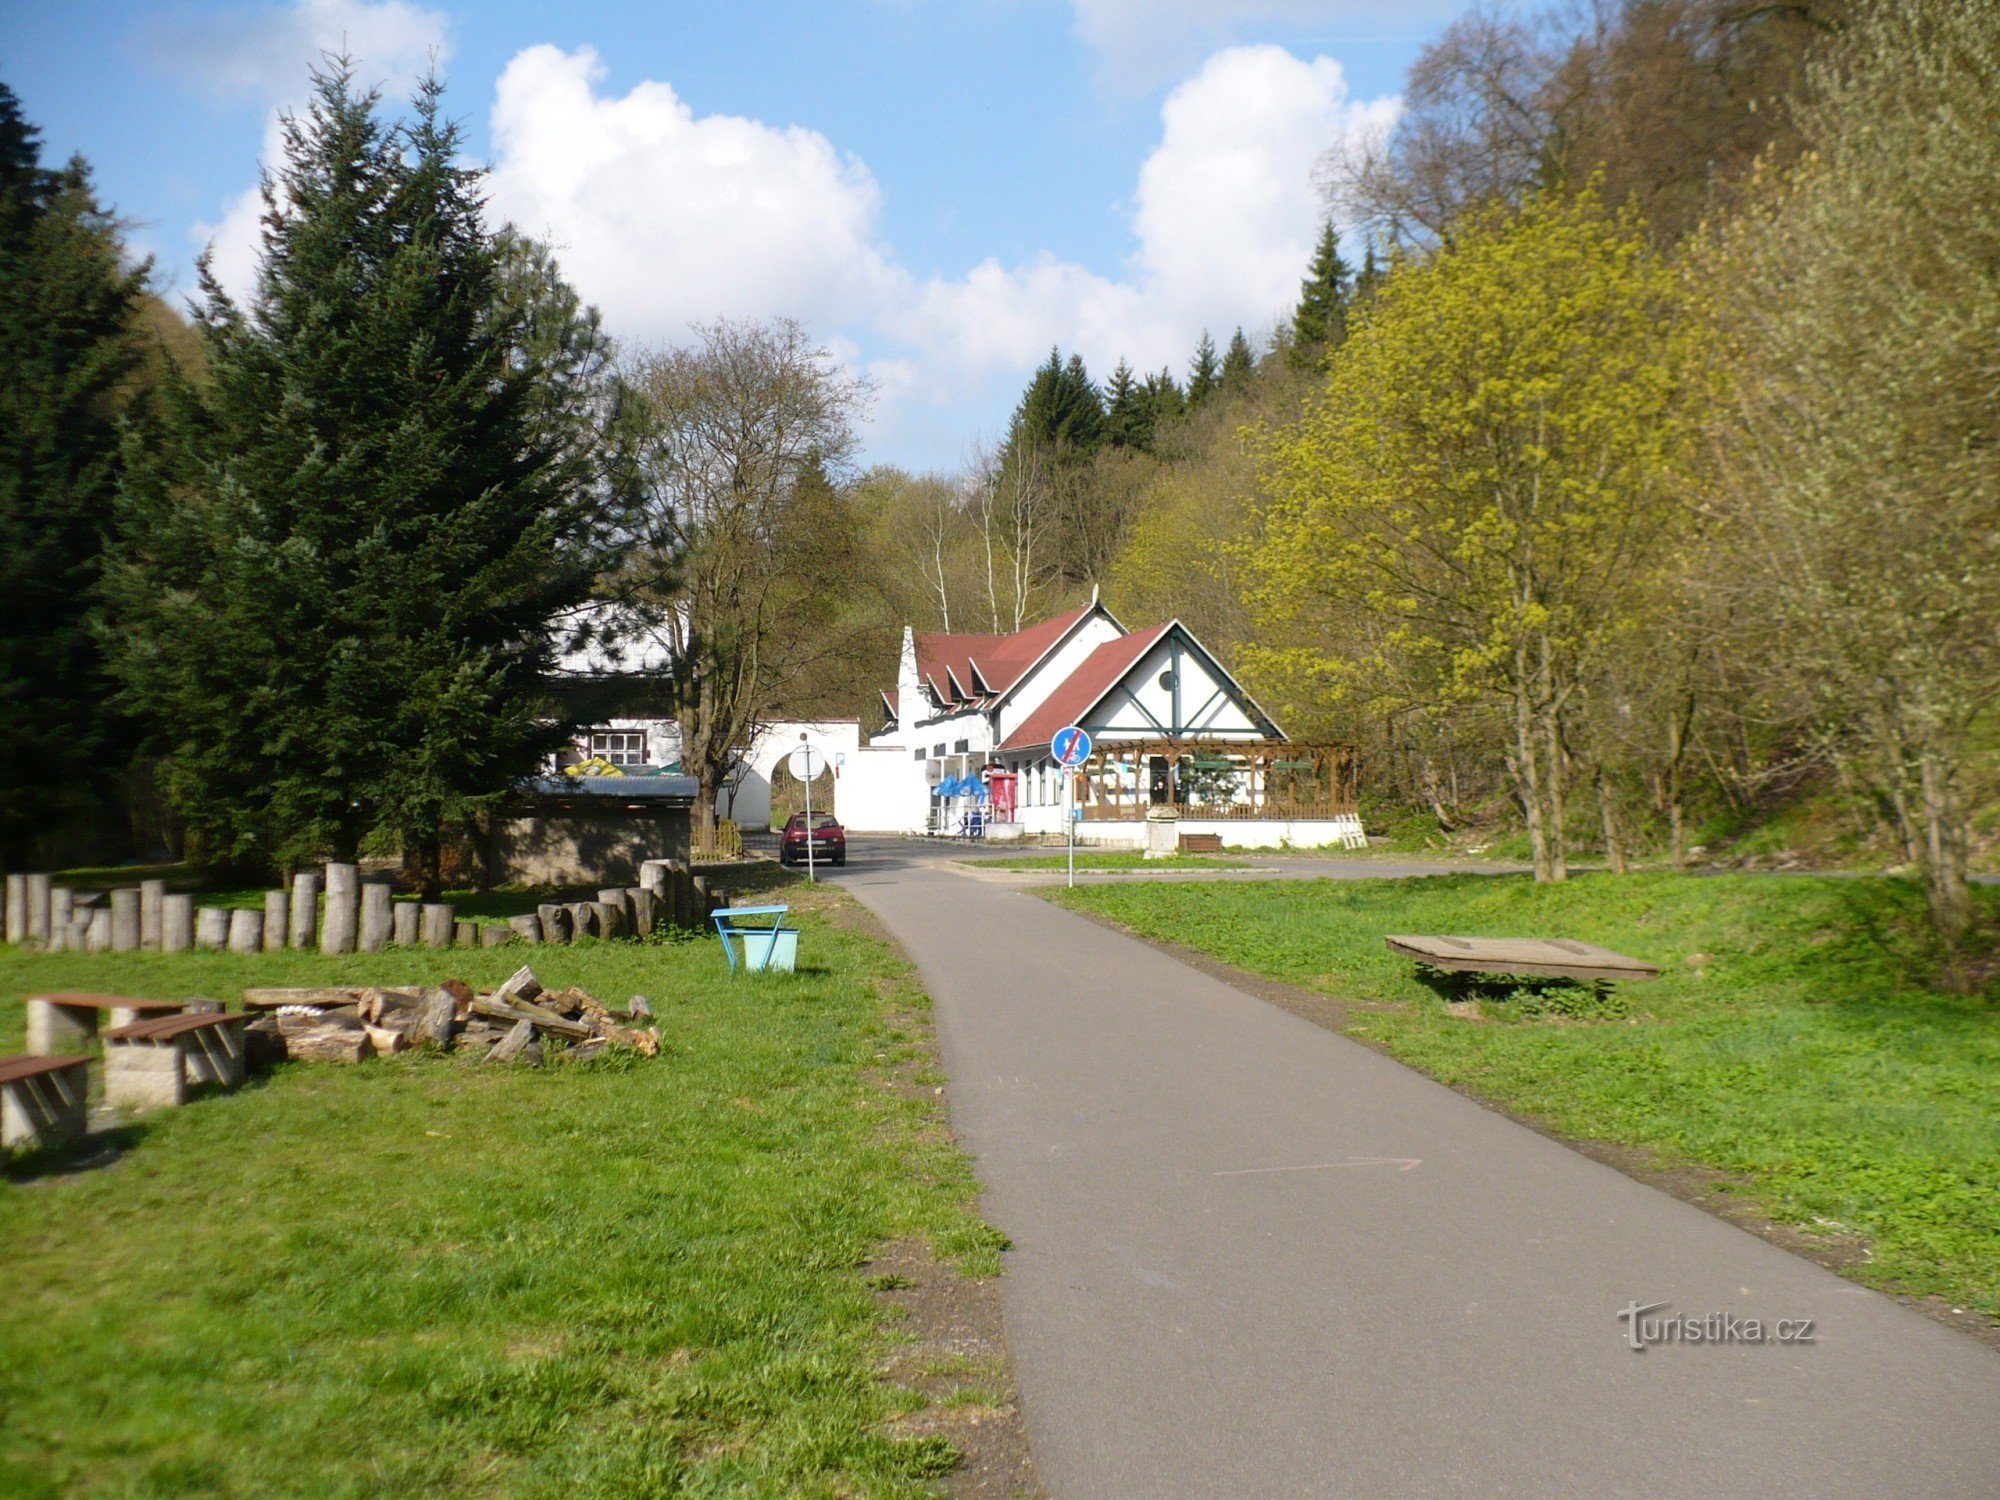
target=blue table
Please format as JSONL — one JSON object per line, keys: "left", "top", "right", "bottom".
{"left": 712, "top": 904, "right": 798, "bottom": 972}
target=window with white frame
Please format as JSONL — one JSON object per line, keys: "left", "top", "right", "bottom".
{"left": 586, "top": 729, "right": 648, "bottom": 767}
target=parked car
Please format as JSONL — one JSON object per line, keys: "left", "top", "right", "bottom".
{"left": 780, "top": 811, "right": 846, "bottom": 866}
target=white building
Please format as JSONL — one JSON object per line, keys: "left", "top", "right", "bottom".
{"left": 555, "top": 596, "right": 1362, "bottom": 848}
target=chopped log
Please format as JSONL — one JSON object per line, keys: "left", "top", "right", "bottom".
{"left": 356, "top": 987, "right": 428, "bottom": 1024}
{"left": 262, "top": 889, "right": 289, "bottom": 952}
{"left": 364, "top": 1024, "right": 408, "bottom": 1056}
{"left": 469, "top": 994, "right": 593, "bottom": 1038}
{"left": 597, "top": 888, "right": 635, "bottom": 930}
{"left": 495, "top": 966, "right": 544, "bottom": 1006}
{"left": 480, "top": 924, "right": 511, "bottom": 947}
{"left": 226, "top": 907, "right": 264, "bottom": 954}
{"left": 110, "top": 888, "right": 141, "bottom": 951}
{"left": 520, "top": 1040, "right": 544, "bottom": 1067}
{"left": 455, "top": 1020, "right": 509, "bottom": 1052}
{"left": 485, "top": 1018, "right": 536, "bottom": 1064}
{"left": 411, "top": 989, "right": 460, "bottom": 1049}
{"left": 141, "top": 878, "right": 166, "bottom": 951}
{"left": 276, "top": 1008, "right": 365, "bottom": 1034}
{"left": 321, "top": 862, "right": 359, "bottom": 954}
{"left": 568, "top": 1037, "right": 609, "bottom": 1062}
{"left": 392, "top": 900, "right": 420, "bottom": 947}
{"left": 536, "top": 903, "right": 571, "bottom": 944}
{"left": 507, "top": 913, "right": 542, "bottom": 945}
{"left": 593, "top": 901, "right": 626, "bottom": 940}
{"left": 359, "top": 882, "right": 393, "bottom": 953}
{"left": 280, "top": 1023, "right": 371, "bottom": 1064}
{"left": 420, "top": 903, "right": 454, "bottom": 949}
{"left": 628, "top": 994, "right": 654, "bottom": 1021}
{"left": 598, "top": 1023, "right": 662, "bottom": 1056}
{"left": 439, "top": 978, "right": 474, "bottom": 1018}
{"left": 671, "top": 864, "right": 694, "bottom": 931}
{"left": 3, "top": 873, "right": 21, "bottom": 944}
{"left": 244, "top": 986, "right": 370, "bottom": 1009}
{"left": 454, "top": 920, "right": 478, "bottom": 948}
{"left": 289, "top": 871, "right": 320, "bottom": 949}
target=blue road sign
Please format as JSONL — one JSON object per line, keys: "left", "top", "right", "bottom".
{"left": 1052, "top": 725, "right": 1093, "bottom": 767}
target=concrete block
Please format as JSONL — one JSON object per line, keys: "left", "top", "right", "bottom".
{"left": 0, "top": 1063, "right": 88, "bottom": 1150}
{"left": 105, "top": 1043, "right": 185, "bottom": 1111}
{"left": 25, "top": 998, "right": 95, "bottom": 1055}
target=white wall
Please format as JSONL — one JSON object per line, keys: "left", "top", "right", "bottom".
{"left": 995, "top": 611, "right": 1125, "bottom": 745}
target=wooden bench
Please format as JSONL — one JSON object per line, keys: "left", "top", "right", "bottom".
{"left": 1386, "top": 935, "right": 1661, "bottom": 987}
{"left": 0, "top": 1054, "right": 91, "bottom": 1150}
{"left": 25, "top": 992, "right": 214, "bottom": 1055}
{"left": 104, "top": 1011, "right": 248, "bottom": 1111}
{"left": 1177, "top": 832, "right": 1225, "bottom": 854}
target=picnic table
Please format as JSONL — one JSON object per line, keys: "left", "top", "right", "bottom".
{"left": 712, "top": 905, "right": 799, "bottom": 973}
{"left": 1384, "top": 935, "right": 1660, "bottom": 986}
{"left": 24, "top": 992, "right": 213, "bottom": 1055}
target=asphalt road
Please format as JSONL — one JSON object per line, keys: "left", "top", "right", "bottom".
{"left": 829, "top": 839, "right": 2000, "bottom": 1498}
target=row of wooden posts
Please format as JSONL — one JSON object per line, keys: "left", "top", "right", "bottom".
{"left": 0, "top": 860, "right": 720, "bottom": 954}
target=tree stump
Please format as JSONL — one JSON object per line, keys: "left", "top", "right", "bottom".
{"left": 321, "top": 862, "right": 360, "bottom": 954}
{"left": 227, "top": 908, "right": 264, "bottom": 953}
{"left": 480, "top": 924, "right": 511, "bottom": 947}
{"left": 392, "top": 900, "right": 420, "bottom": 946}
{"left": 3, "top": 875, "right": 23, "bottom": 945}
{"left": 195, "top": 906, "right": 230, "bottom": 950}
{"left": 49, "top": 887, "right": 74, "bottom": 952}
{"left": 289, "top": 871, "right": 320, "bottom": 949}
{"left": 110, "top": 888, "right": 141, "bottom": 952}
{"left": 140, "top": 878, "right": 165, "bottom": 951}
{"left": 454, "top": 920, "right": 478, "bottom": 947}
{"left": 420, "top": 903, "right": 454, "bottom": 949}
{"left": 629, "top": 887, "right": 659, "bottom": 938}
{"left": 25, "top": 873, "right": 51, "bottom": 945}
{"left": 263, "top": 890, "right": 289, "bottom": 952}
{"left": 507, "top": 913, "right": 542, "bottom": 945}
{"left": 358, "top": 882, "right": 393, "bottom": 953}
{"left": 161, "top": 893, "right": 195, "bottom": 953}
{"left": 567, "top": 902, "right": 599, "bottom": 941}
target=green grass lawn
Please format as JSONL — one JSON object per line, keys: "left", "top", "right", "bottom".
{"left": 0, "top": 883, "right": 1003, "bottom": 1498}
{"left": 965, "top": 851, "right": 1252, "bottom": 871}
{"left": 1050, "top": 871, "right": 2000, "bottom": 1318}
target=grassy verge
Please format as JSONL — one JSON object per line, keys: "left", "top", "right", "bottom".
{"left": 1048, "top": 871, "right": 2000, "bottom": 1318}
{"left": 0, "top": 881, "right": 1003, "bottom": 1498}
{"left": 963, "top": 851, "right": 1251, "bottom": 871}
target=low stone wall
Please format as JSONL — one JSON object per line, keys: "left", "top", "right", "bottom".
{"left": 486, "top": 801, "right": 691, "bottom": 887}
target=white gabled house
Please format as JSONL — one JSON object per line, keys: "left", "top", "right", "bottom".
{"left": 549, "top": 595, "right": 1361, "bottom": 847}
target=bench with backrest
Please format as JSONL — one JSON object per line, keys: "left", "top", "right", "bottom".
{"left": 1177, "top": 832, "right": 1225, "bottom": 854}
{"left": 103, "top": 1010, "right": 248, "bottom": 1111}
{"left": 25, "top": 992, "right": 213, "bottom": 1055}
{"left": 0, "top": 1054, "right": 91, "bottom": 1150}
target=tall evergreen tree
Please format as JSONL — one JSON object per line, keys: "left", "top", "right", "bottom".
{"left": 1006, "top": 346, "right": 1106, "bottom": 458}
{"left": 1187, "top": 330, "right": 1220, "bottom": 407}
{"left": 108, "top": 64, "right": 607, "bottom": 886}
{"left": 1289, "top": 221, "right": 1353, "bottom": 371}
{"left": 1353, "top": 242, "right": 1384, "bottom": 304}
{"left": 1221, "top": 327, "right": 1255, "bottom": 392}
{"left": 1142, "top": 368, "right": 1186, "bottom": 433}
{"left": 0, "top": 83, "right": 148, "bottom": 862}
{"left": 1104, "top": 358, "right": 1149, "bottom": 449}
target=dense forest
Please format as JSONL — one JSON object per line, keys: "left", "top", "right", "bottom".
{"left": 3, "top": 0, "right": 1996, "bottom": 969}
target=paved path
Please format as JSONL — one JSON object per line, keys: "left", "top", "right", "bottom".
{"left": 832, "top": 842, "right": 2000, "bottom": 1498}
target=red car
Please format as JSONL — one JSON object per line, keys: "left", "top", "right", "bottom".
{"left": 780, "top": 811, "right": 846, "bottom": 866}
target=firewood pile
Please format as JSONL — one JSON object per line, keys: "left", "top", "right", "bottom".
{"left": 241, "top": 966, "right": 659, "bottom": 1068}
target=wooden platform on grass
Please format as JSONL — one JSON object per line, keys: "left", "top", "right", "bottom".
{"left": 1385, "top": 935, "right": 1660, "bottom": 984}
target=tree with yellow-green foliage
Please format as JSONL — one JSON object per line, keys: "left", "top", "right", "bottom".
{"left": 1246, "top": 188, "right": 1690, "bottom": 881}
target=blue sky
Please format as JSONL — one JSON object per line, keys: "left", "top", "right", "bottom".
{"left": 4, "top": 1, "right": 1455, "bottom": 468}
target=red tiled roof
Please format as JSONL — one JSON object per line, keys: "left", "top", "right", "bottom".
{"left": 998, "top": 623, "right": 1173, "bottom": 752}
{"left": 914, "top": 605, "right": 1093, "bottom": 708}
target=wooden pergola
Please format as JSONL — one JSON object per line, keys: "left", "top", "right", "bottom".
{"left": 1073, "top": 739, "right": 1358, "bottom": 822}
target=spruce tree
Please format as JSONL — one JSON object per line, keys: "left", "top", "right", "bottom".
{"left": 1141, "top": 368, "right": 1186, "bottom": 436}
{"left": 108, "top": 64, "right": 605, "bottom": 885}
{"left": 1221, "top": 327, "right": 1255, "bottom": 392}
{"left": 1289, "top": 221, "right": 1353, "bottom": 371}
{"left": 0, "top": 84, "right": 148, "bottom": 862}
{"left": 1104, "top": 358, "right": 1149, "bottom": 449}
{"left": 1187, "top": 331, "right": 1220, "bottom": 407}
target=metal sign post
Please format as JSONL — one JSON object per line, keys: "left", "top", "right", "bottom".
{"left": 788, "top": 739, "right": 827, "bottom": 882}
{"left": 1051, "top": 726, "right": 1093, "bottom": 889}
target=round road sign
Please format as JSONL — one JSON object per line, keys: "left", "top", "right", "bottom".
{"left": 1051, "top": 726, "right": 1092, "bottom": 767}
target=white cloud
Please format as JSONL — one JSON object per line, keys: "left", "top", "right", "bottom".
{"left": 1068, "top": 0, "right": 1447, "bottom": 91}
{"left": 888, "top": 46, "right": 1397, "bottom": 384}
{"left": 483, "top": 45, "right": 904, "bottom": 343}
{"left": 154, "top": 0, "right": 449, "bottom": 102}
{"left": 183, "top": 0, "right": 452, "bottom": 304}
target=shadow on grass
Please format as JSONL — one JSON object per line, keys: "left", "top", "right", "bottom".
{"left": 1411, "top": 964, "right": 1626, "bottom": 1021}
{"left": 5, "top": 1121, "right": 151, "bottom": 1183}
